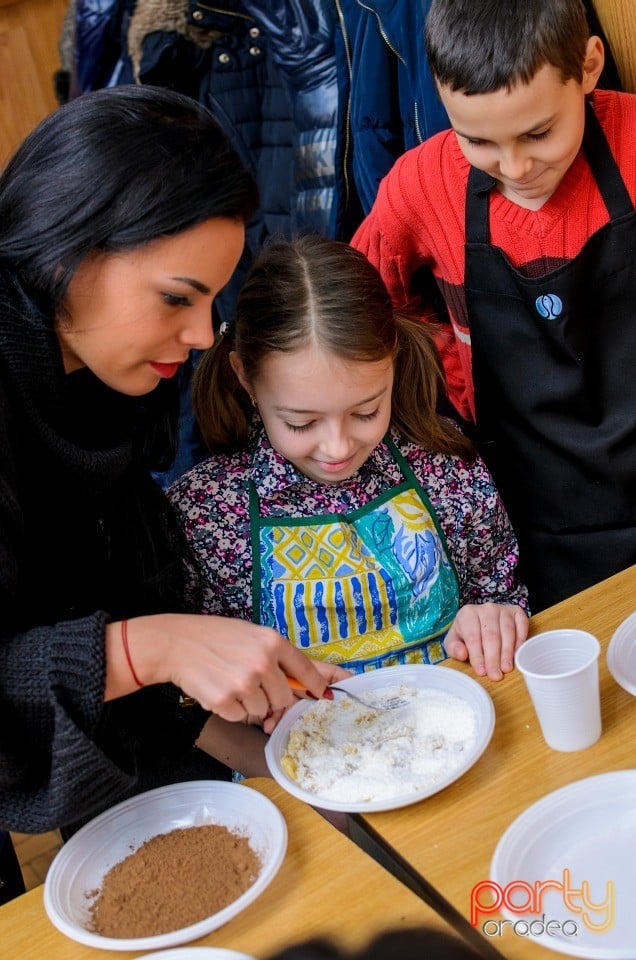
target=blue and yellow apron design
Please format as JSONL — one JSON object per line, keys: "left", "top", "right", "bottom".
{"left": 249, "top": 437, "right": 460, "bottom": 673}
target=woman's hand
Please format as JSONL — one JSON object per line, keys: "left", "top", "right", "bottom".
{"left": 443, "top": 603, "right": 529, "bottom": 681}
{"left": 260, "top": 659, "right": 352, "bottom": 734}
{"left": 105, "top": 614, "right": 350, "bottom": 721}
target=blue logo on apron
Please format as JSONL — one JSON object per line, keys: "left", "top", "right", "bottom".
{"left": 535, "top": 294, "right": 563, "bottom": 320}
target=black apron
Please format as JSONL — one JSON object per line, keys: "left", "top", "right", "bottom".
{"left": 464, "top": 101, "right": 636, "bottom": 610}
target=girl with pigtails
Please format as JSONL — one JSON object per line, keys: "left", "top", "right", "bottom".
{"left": 169, "top": 234, "right": 528, "bottom": 775}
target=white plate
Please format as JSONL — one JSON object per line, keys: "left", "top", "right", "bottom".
{"left": 491, "top": 771, "right": 636, "bottom": 958}
{"left": 607, "top": 612, "right": 636, "bottom": 696}
{"left": 265, "top": 663, "right": 494, "bottom": 813}
{"left": 44, "top": 781, "right": 287, "bottom": 953}
{"left": 140, "top": 950, "right": 255, "bottom": 960}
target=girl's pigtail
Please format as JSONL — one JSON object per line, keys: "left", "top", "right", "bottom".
{"left": 392, "top": 313, "right": 475, "bottom": 462}
{"left": 192, "top": 334, "right": 252, "bottom": 452}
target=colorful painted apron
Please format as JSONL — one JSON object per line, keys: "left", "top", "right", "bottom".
{"left": 249, "top": 437, "right": 459, "bottom": 673}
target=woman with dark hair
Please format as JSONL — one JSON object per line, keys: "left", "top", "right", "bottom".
{"left": 0, "top": 85, "right": 345, "bottom": 842}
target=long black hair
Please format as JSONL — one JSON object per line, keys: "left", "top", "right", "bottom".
{"left": 0, "top": 84, "right": 258, "bottom": 307}
{"left": 0, "top": 84, "right": 258, "bottom": 469}
{"left": 0, "top": 86, "right": 259, "bottom": 616}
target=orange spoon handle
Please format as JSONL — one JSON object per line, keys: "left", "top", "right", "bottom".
{"left": 286, "top": 676, "right": 333, "bottom": 700}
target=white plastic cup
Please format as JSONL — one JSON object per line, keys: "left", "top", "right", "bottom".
{"left": 514, "top": 629, "right": 601, "bottom": 751}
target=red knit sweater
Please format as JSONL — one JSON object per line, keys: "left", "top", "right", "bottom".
{"left": 352, "top": 89, "right": 636, "bottom": 422}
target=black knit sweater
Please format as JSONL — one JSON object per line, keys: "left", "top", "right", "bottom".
{"left": 0, "top": 273, "right": 222, "bottom": 834}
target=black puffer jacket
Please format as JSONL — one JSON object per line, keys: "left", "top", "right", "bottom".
{"left": 72, "top": 0, "right": 339, "bottom": 243}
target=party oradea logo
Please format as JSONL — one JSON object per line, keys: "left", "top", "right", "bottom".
{"left": 470, "top": 869, "right": 615, "bottom": 939}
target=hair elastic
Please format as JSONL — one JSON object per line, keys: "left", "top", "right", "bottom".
{"left": 121, "top": 619, "right": 143, "bottom": 688}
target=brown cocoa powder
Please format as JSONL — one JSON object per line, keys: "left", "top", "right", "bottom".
{"left": 88, "top": 823, "right": 261, "bottom": 938}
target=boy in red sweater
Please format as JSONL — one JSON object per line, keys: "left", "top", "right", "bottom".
{"left": 352, "top": 0, "right": 636, "bottom": 611}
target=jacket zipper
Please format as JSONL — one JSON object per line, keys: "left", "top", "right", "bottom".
{"left": 193, "top": 4, "right": 253, "bottom": 22}
{"left": 355, "top": 0, "right": 423, "bottom": 143}
{"left": 334, "top": 0, "right": 352, "bottom": 214}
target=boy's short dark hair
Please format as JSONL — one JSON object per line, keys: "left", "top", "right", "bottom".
{"left": 425, "top": 0, "right": 590, "bottom": 94}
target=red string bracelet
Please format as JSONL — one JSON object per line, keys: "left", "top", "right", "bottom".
{"left": 121, "top": 619, "right": 143, "bottom": 688}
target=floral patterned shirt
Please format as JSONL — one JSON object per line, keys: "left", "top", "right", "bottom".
{"left": 168, "top": 425, "right": 529, "bottom": 621}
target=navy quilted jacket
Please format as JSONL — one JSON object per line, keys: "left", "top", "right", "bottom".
{"left": 333, "top": 0, "right": 449, "bottom": 236}
{"left": 72, "top": 0, "right": 337, "bottom": 243}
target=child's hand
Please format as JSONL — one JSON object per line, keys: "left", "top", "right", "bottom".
{"left": 443, "top": 603, "right": 529, "bottom": 681}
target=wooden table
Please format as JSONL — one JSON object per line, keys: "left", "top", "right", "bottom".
{"left": 356, "top": 565, "right": 636, "bottom": 959}
{"left": 2, "top": 569, "right": 633, "bottom": 959}
{"left": 0, "top": 777, "right": 458, "bottom": 960}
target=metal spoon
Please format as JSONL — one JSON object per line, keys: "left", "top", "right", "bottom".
{"left": 287, "top": 676, "right": 408, "bottom": 711}
{"left": 329, "top": 684, "right": 410, "bottom": 711}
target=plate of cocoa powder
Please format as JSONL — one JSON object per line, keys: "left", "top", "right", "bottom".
{"left": 43, "top": 781, "right": 287, "bottom": 951}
